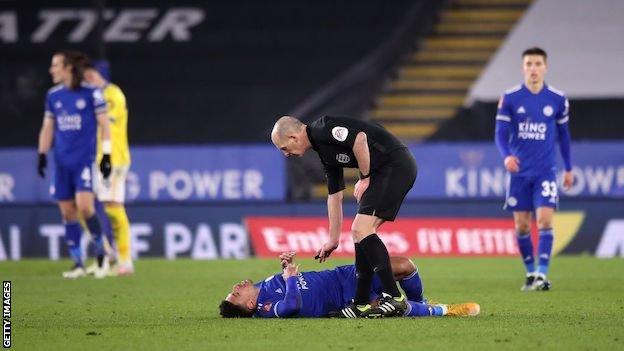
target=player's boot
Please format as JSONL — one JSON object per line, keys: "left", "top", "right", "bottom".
{"left": 334, "top": 302, "right": 383, "bottom": 318}
{"left": 531, "top": 273, "right": 551, "bottom": 291}
{"left": 377, "top": 293, "right": 408, "bottom": 317}
{"left": 62, "top": 264, "right": 87, "bottom": 279}
{"left": 116, "top": 261, "right": 135, "bottom": 276}
{"left": 446, "top": 302, "right": 481, "bottom": 317}
{"left": 93, "top": 257, "right": 110, "bottom": 279}
{"left": 521, "top": 273, "right": 537, "bottom": 291}
{"left": 85, "top": 262, "right": 98, "bottom": 275}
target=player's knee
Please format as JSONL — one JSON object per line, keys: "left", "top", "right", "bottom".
{"left": 351, "top": 224, "right": 373, "bottom": 241}
{"left": 537, "top": 217, "right": 552, "bottom": 229}
{"left": 60, "top": 212, "right": 78, "bottom": 222}
{"left": 392, "top": 257, "right": 416, "bottom": 279}
{"left": 514, "top": 222, "right": 531, "bottom": 234}
{"left": 77, "top": 205, "right": 95, "bottom": 219}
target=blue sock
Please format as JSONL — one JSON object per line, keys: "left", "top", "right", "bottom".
{"left": 399, "top": 270, "right": 424, "bottom": 302}
{"left": 516, "top": 233, "right": 535, "bottom": 273}
{"left": 65, "top": 222, "right": 83, "bottom": 266}
{"left": 85, "top": 215, "right": 105, "bottom": 259}
{"left": 537, "top": 228, "right": 554, "bottom": 275}
{"left": 94, "top": 199, "right": 114, "bottom": 249}
{"left": 405, "top": 301, "right": 443, "bottom": 317}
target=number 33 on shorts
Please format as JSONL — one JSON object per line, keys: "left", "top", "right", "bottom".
{"left": 540, "top": 180, "right": 558, "bottom": 204}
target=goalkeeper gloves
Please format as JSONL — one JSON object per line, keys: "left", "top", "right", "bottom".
{"left": 100, "top": 154, "right": 112, "bottom": 179}
{"left": 37, "top": 153, "right": 47, "bottom": 178}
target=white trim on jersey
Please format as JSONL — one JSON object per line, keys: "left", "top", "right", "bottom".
{"left": 503, "top": 173, "right": 511, "bottom": 211}
{"left": 547, "top": 85, "right": 566, "bottom": 96}
{"left": 505, "top": 84, "right": 522, "bottom": 94}
{"left": 496, "top": 115, "right": 511, "bottom": 122}
{"left": 273, "top": 301, "right": 281, "bottom": 317}
{"left": 48, "top": 84, "right": 63, "bottom": 94}
{"left": 44, "top": 111, "right": 54, "bottom": 119}
{"left": 557, "top": 116, "right": 569, "bottom": 124}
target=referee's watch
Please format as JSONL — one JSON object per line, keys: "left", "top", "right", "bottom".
{"left": 359, "top": 171, "right": 370, "bottom": 180}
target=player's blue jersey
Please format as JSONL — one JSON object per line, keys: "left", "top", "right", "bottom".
{"left": 44, "top": 83, "right": 107, "bottom": 166}
{"left": 496, "top": 84, "right": 569, "bottom": 177}
{"left": 253, "top": 266, "right": 360, "bottom": 318}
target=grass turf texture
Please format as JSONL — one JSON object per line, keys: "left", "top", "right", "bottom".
{"left": 2, "top": 257, "right": 623, "bottom": 351}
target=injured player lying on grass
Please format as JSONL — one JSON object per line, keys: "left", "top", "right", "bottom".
{"left": 219, "top": 252, "right": 480, "bottom": 318}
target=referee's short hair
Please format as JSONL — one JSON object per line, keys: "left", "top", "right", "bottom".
{"left": 522, "top": 47, "right": 547, "bottom": 61}
{"left": 219, "top": 300, "right": 254, "bottom": 318}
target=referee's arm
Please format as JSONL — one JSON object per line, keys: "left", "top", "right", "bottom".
{"left": 352, "top": 132, "right": 370, "bottom": 177}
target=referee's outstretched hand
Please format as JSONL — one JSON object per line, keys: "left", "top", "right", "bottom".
{"left": 315, "top": 241, "right": 338, "bottom": 263}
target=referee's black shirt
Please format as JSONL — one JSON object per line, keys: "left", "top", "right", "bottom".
{"left": 306, "top": 116, "right": 407, "bottom": 194}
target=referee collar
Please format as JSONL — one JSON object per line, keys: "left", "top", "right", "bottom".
{"left": 305, "top": 125, "right": 318, "bottom": 151}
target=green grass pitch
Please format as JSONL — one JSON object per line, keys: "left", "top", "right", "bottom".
{"left": 2, "top": 256, "right": 623, "bottom": 350}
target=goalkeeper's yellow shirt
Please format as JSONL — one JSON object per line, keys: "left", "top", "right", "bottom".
{"left": 97, "top": 82, "right": 131, "bottom": 166}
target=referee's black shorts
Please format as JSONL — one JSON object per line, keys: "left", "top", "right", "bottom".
{"left": 357, "top": 147, "right": 417, "bottom": 221}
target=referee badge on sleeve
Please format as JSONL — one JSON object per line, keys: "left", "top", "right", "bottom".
{"left": 331, "top": 126, "right": 348, "bottom": 141}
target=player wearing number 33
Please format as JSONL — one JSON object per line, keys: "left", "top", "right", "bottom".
{"left": 495, "top": 47, "right": 574, "bottom": 292}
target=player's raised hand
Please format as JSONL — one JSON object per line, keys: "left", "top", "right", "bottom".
{"left": 353, "top": 178, "right": 370, "bottom": 203}
{"left": 282, "top": 263, "right": 299, "bottom": 279}
{"left": 562, "top": 170, "right": 574, "bottom": 190}
{"left": 37, "top": 153, "right": 47, "bottom": 178}
{"left": 315, "top": 241, "right": 338, "bottom": 263}
{"left": 504, "top": 156, "right": 520, "bottom": 173}
{"left": 279, "top": 251, "right": 296, "bottom": 268}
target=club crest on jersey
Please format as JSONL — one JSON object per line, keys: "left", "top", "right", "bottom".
{"left": 54, "top": 101, "right": 62, "bottom": 109}
{"left": 331, "top": 126, "right": 348, "bottom": 142}
{"left": 336, "top": 153, "right": 350, "bottom": 163}
{"left": 507, "top": 197, "right": 518, "bottom": 207}
{"left": 75, "top": 99, "right": 86, "bottom": 109}
{"left": 543, "top": 105, "right": 554, "bottom": 117}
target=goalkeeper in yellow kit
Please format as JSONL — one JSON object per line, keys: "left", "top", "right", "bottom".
{"left": 83, "top": 60, "right": 134, "bottom": 275}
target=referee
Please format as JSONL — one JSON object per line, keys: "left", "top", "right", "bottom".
{"left": 271, "top": 116, "right": 417, "bottom": 318}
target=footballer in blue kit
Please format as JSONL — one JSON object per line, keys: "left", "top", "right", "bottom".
{"left": 495, "top": 47, "right": 574, "bottom": 291}
{"left": 220, "top": 252, "right": 480, "bottom": 318}
{"left": 37, "top": 51, "right": 113, "bottom": 279}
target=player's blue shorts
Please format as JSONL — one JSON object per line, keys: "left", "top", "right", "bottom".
{"left": 504, "top": 171, "right": 559, "bottom": 212}
{"left": 51, "top": 162, "right": 95, "bottom": 201}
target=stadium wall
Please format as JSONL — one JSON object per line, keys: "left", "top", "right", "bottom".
{"left": 1, "top": 142, "right": 623, "bottom": 260}
{"left": 0, "top": 200, "right": 622, "bottom": 261}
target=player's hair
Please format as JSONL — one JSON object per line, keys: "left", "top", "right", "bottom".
{"left": 54, "top": 50, "right": 87, "bottom": 90}
{"left": 522, "top": 47, "right": 547, "bottom": 61}
{"left": 219, "top": 300, "right": 254, "bottom": 318}
{"left": 77, "top": 55, "right": 95, "bottom": 70}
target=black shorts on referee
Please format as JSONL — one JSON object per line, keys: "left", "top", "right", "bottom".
{"left": 357, "top": 147, "right": 417, "bottom": 221}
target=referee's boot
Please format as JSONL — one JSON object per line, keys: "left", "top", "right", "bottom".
{"left": 333, "top": 302, "right": 383, "bottom": 318}
{"left": 377, "top": 293, "right": 408, "bottom": 317}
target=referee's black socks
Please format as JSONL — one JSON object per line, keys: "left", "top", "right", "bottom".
{"left": 354, "top": 243, "right": 374, "bottom": 305}
{"left": 359, "top": 234, "right": 402, "bottom": 298}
